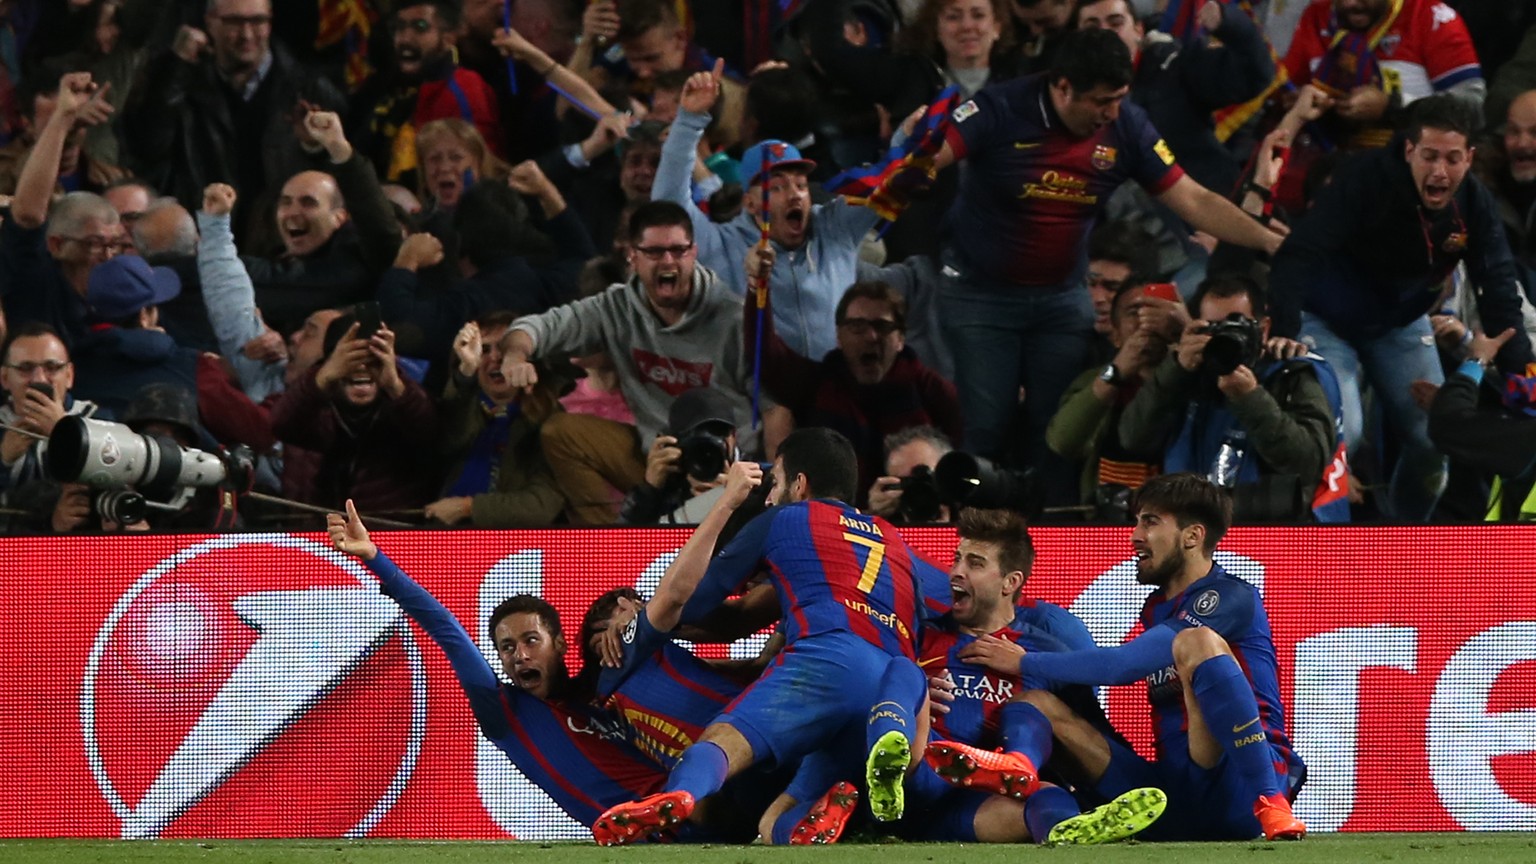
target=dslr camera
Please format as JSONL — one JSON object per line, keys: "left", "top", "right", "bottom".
{"left": 887, "top": 465, "right": 943, "bottom": 523}
{"left": 676, "top": 425, "right": 732, "bottom": 483}
{"left": 1199, "top": 313, "right": 1263, "bottom": 376}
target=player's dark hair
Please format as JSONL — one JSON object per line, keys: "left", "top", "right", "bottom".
{"left": 835, "top": 281, "right": 906, "bottom": 332}
{"left": 1133, "top": 473, "right": 1232, "bottom": 551}
{"left": 581, "top": 588, "right": 643, "bottom": 659}
{"left": 1188, "top": 273, "right": 1268, "bottom": 321}
{"left": 628, "top": 200, "right": 694, "bottom": 243}
{"left": 956, "top": 508, "right": 1035, "bottom": 594}
{"left": 1404, "top": 93, "right": 1478, "bottom": 145}
{"left": 778, "top": 427, "right": 859, "bottom": 503}
{"left": 488, "top": 595, "right": 564, "bottom": 642}
{"left": 1049, "top": 28, "right": 1133, "bottom": 94}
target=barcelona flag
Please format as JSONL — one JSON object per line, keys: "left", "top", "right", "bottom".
{"left": 824, "top": 86, "right": 962, "bottom": 221}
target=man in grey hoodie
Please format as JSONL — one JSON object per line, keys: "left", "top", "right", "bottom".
{"left": 502, "top": 200, "right": 790, "bottom": 524}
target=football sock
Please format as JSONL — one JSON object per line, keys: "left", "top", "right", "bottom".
{"left": 1189, "top": 654, "right": 1284, "bottom": 799}
{"left": 664, "top": 740, "right": 729, "bottom": 800}
{"left": 1000, "top": 701, "right": 1053, "bottom": 767}
{"left": 1023, "top": 784, "right": 1079, "bottom": 843}
{"left": 769, "top": 799, "right": 817, "bottom": 845}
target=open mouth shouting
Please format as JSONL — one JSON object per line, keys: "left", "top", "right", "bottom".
{"left": 343, "top": 370, "right": 378, "bottom": 404}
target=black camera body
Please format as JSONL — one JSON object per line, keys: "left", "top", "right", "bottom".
{"left": 1200, "top": 314, "right": 1264, "bottom": 377}
{"left": 891, "top": 465, "right": 943, "bottom": 522}
{"left": 676, "top": 429, "right": 731, "bottom": 482}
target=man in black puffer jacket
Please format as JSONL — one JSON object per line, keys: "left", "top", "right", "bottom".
{"left": 1269, "top": 94, "right": 1535, "bottom": 522}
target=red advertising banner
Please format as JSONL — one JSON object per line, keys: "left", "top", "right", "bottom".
{"left": 0, "top": 527, "right": 1533, "bottom": 839}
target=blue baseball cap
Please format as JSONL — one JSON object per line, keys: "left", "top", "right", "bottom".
{"left": 740, "top": 139, "right": 816, "bottom": 188}
{"left": 86, "top": 255, "right": 181, "bottom": 321}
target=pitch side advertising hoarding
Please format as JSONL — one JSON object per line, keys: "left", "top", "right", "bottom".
{"left": 0, "top": 527, "right": 1532, "bottom": 838}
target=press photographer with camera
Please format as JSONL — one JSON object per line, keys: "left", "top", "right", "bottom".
{"left": 619, "top": 387, "right": 746, "bottom": 525}
{"left": 0, "top": 323, "right": 103, "bottom": 534}
{"left": 1118, "top": 275, "right": 1349, "bottom": 523}
{"left": 866, "top": 425, "right": 953, "bottom": 524}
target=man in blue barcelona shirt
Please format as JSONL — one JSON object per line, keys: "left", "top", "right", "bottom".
{"left": 899, "top": 507, "right": 1166, "bottom": 845}
{"left": 592, "top": 427, "right": 934, "bottom": 845}
{"left": 925, "top": 473, "right": 1308, "bottom": 841}
{"left": 326, "top": 500, "right": 670, "bottom": 834}
{"left": 907, "top": 28, "right": 1286, "bottom": 505}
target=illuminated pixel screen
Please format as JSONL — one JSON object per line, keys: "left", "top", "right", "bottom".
{"left": 0, "top": 526, "right": 1532, "bottom": 839}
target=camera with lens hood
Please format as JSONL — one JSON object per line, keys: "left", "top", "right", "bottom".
{"left": 1199, "top": 314, "right": 1264, "bottom": 377}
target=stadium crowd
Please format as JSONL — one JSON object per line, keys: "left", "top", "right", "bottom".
{"left": 2, "top": 0, "right": 1536, "bottom": 533}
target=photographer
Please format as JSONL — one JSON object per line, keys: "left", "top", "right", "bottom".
{"left": 0, "top": 323, "right": 101, "bottom": 534}
{"left": 1118, "top": 275, "right": 1348, "bottom": 523}
{"left": 619, "top": 387, "right": 743, "bottom": 525}
{"left": 865, "top": 425, "right": 954, "bottom": 524}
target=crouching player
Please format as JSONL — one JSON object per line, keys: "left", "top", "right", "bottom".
{"left": 928, "top": 474, "right": 1307, "bottom": 841}
{"left": 592, "top": 429, "right": 933, "bottom": 845}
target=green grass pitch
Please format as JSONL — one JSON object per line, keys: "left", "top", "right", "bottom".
{"left": 4, "top": 835, "right": 1536, "bottom": 864}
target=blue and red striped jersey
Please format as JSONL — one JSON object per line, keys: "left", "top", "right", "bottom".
{"left": 683, "top": 499, "right": 925, "bottom": 659}
{"left": 1138, "top": 566, "right": 1303, "bottom": 785}
{"left": 368, "top": 553, "right": 665, "bottom": 828}
{"left": 944, "top": 73, "right": 1185, "bottom": 288}
{"left": 596, "top": 609, "right": 751, "bottom": 769}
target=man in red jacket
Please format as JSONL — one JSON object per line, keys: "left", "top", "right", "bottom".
{"left": 745, "top": 246, "right": 962, "bottom": 507}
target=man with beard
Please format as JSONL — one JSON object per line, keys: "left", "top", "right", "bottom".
{"left": 501, "top": 200, "right": 788, "bottom": 524}
{"left": 1478, "top": 89, "right": 1536, "bottom": 291}
{"left": 928, "top": 473, "right": 1308, "bottom": 841}
{"left": 916, "top": 508, "right": 1166, "bottom": 845}
{"left": 1281, "top": 0, "right": 1484, "bottom": 151}
{"left": 351, "top": 1, "right": 503, "bottom": 189}
{"left": 270, "top": 315, "right": 438, "bottom": 511}
{"left": 1269, "top": 94, "right": 1534, "bottom": 522}
{"left": 654, "top": 62, "right": 881, "bottom": 360}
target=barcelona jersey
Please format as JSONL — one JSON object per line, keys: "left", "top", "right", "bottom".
{"left": 944, "top": 73, "right": 1184, "bottom": 288}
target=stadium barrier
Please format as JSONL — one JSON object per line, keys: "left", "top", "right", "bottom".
{"left": 1, "top": 526, "right": 1532, "bottom": 839}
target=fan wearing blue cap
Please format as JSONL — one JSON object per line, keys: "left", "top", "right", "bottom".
{"left": 651, "top": 61, "right": 882, "bottom": 360}
{"left": 65, "top": 255, "right": 202, "bottom": 418}
{"left": 69, "top": 257, "right": 278, "bottom": 450}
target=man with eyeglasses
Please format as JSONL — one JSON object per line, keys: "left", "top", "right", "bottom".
{"left": 2, "top": 72, "right": 127, "bottom": 345}
{"left": 501, "top": 200, "right": 789, "bottom": 524}
{"left": 742, "top": 264, "right": 961, "bottom": 510}
{"left": 122, "top": 0, "right": 344, "bottom": 242}
{"left": 351, "top": 1, "right": 503, "bottom": 189}
{"left": 0, "top": 323, "right": 101, "bottom": 534}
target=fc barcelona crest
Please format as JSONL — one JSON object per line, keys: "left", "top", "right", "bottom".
{"left": 1092, "top": 144, "right": 1118, "bottom": 171}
